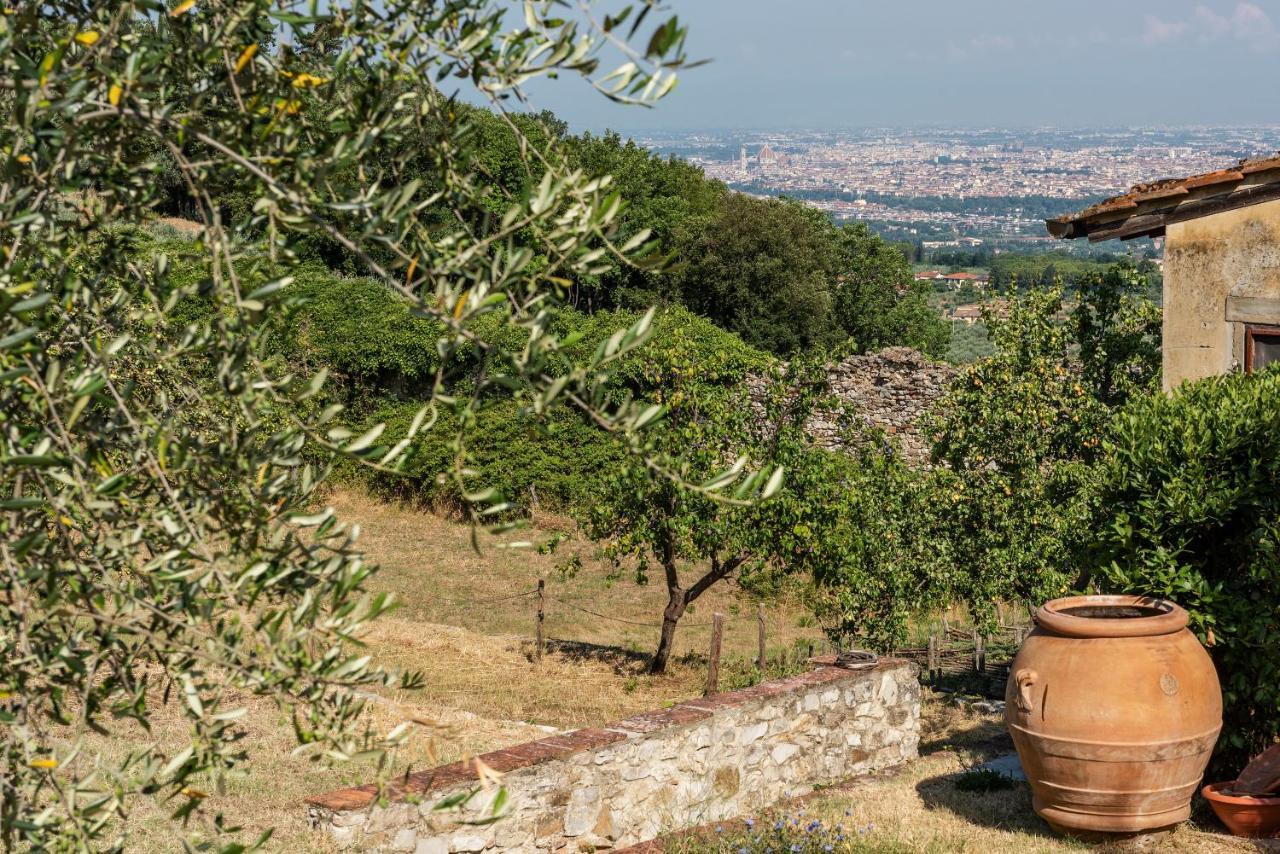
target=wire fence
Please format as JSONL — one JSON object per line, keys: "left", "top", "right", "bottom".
{"left": 437, "top": 585, "right": 763, "bottom": 630}
{"left": 436, "top": 589, "right": 542, "bottom": 607}
{"left": 431, "top": 584, "right": 1024, "bottom": 698}
{"left": 429, "top": 581, "right": 824, "bottom": 695}
{"left": 543, "top": 595, "right": 761, "bottom": 630}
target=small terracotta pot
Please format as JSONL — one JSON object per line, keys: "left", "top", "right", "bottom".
{"left": 1202, "top": 782, "right": 1280, "bottom": 838}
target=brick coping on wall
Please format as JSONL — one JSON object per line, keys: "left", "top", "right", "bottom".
{"left": 305, "top": 657, "right": 908, "bottom": 814}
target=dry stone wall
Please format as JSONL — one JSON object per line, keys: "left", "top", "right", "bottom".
{"left": 306, "top": 659, "right": 920, "bottom": 852}
{"left": 749, "top": 347, "right": 956, "bottom": 466}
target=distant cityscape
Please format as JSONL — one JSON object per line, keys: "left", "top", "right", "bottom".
{"left": 635, "top": 127, "right": 1280, "bottom": 250}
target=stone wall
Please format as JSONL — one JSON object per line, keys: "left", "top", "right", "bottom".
{"left": 750, "top": 347, "right": 956, "bottom": 466}
{"left": 306, "top": 659, "right": 920, "bottom": 852}
{"left": 818, "top": 347, "right": 955, "bottom": 464}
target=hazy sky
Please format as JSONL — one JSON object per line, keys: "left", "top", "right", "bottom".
{"left": 518, "top": 0, "right": 1280, "bottom": 130}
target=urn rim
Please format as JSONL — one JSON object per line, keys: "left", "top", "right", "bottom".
{"left": 1035, "top": 594, "right": 1188, "bottom": 638}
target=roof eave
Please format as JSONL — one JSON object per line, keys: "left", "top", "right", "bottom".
{"left": 1051, "top": 177, "right": 1280, "bottom": 243}
{"left": 1046, "top": 154, "right": 1280, "bottom": 243}
{"left": 1044, "top": 217, "right": 1076, "bottom": 240}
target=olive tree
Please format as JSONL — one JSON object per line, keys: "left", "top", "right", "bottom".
{"left": 0, "top": 2, "right": 772, "bottom": 850}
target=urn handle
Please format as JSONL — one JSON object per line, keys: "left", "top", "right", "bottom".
{"left": 1015, "top": 668, "right": 1038, "bottom": 714}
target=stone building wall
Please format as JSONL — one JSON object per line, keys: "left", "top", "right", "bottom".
{"left": 749, "top": 347, "right": 956, "bottom": 466}
{"left": 1163, "top": 197, "right": 1280, "bottom": 390}
{"left": 306, "top": 660, "right": 920, "bottom": 852}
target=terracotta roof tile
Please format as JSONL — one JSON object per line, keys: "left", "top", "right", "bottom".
{"left": 1048, "top": 152, "right": 1280, "bottom": 240}
{"left": 1241, "top": 154, "right": 1280, "bottom": 175}
{"left": 1183, "top": 169, "right": 1245, "bottom": 190}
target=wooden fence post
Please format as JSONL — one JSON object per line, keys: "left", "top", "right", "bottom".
{"left": 928, "top": 630, "right": 939, "bottom": 685}
{"left": 535, "top": 579, "right": 545, "bottom": 661}
{"left": 756, "top": 604, "right": 767, "bottom": 671}
{"left": 705, "top": 613, "right": 724, "bottom": 697}
{"left": 974, "top": 631, "right": 986, "bottom": 673}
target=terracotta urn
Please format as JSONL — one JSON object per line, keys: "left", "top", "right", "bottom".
{"left": 1005, "top": 595, "right": 1222, "bottom": 836}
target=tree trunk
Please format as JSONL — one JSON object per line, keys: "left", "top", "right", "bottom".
{"left": 650, "top": 584, "right": 686, "bottom": 674}
{"left": 649, "top": 551, "right": 746, "bottom": 675}
{"left": 650, "top": 522, "right": 683, "bottom": 675}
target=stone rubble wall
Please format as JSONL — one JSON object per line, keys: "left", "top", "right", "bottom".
{"left": 306, "top": 660, "right": 920, "bottom": 852}
{"left": 749, "top": 347, "right": 956, "bottom": 466}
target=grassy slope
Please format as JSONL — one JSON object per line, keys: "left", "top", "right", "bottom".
{"left": 104, "top": 488, "right": 1250, "bottom": 852}
{"left": 108, "top": 488, "right": 824, "bottom": 851}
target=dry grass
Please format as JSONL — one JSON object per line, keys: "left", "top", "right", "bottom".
{"left": 93, "top": 488, "right": 825, "bottom": 851}
{"left": 88, "top": 490, "right": 1256, "bottom": 852}
{"left": 330, "top": 488, "right": 826, "bottom": 670}
{"left": 153, "top": 216, "right": 204, "bottom": 236}
{"left": 663, "top": 694, "right": 1256, "bottom": 854}
{"left": 95, "top": 615, "right": 721, "bottom": 852}
{"left": 87, "top": 689, "right": 540, "bottom": 853}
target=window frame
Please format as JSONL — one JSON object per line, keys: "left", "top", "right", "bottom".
{"left": 1244, "top": 323, "right": 1280, "bottom": 374}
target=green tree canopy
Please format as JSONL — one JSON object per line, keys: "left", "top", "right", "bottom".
{"left": 832, "top": 223, "right": 948, "bottom": 356}
{"left": 674, "top": 197, "right": 948, "bottom": 357}
{"left": 676, "top": 194, "right": 840, "bottom": 354}
{"left": 564, "top": 130, "right": 726, "bottom": 310}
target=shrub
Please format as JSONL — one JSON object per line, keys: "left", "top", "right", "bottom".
{"left": 330, "top": 303, "right": 774, "bottom": 514}
{"left": 276, "top": 268, "right": 444, "bottom": 395}
{"left": 1087, "top": 367, "right": 1280, "bottom": 771}
{"left": 562, "top": 304, "right": 773, "bottom": 393}
{"left": 144, "top": 251, "right": 773, "bottom": 518}
{"left": 365, "top": 396, "right": 625, "bottom": 512}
